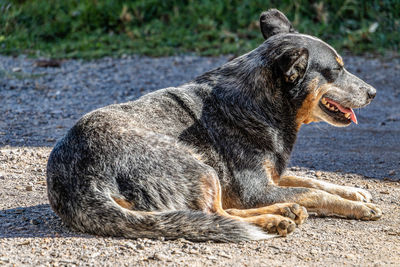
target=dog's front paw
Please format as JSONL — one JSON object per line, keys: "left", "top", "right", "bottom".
{"left": 340, "top": 186, "right": 372, "bottom": 202}
{"left": 353, "top": 202, "right": 382, "bottom": 221}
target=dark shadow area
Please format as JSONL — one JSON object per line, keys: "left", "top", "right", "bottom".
{"left": 0, "top": 204, "right": 88, "bottom": 238}
{"left": 289, "top": 118, "right": 400, "bottom": 180}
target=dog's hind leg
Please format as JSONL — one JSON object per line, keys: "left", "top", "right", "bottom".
{"left": 202, "top": 172, "right": 299, "bottom": 236}
{"left": 225, "top": 203, "right": 308, "bottom": 225}
{"left": 278, "top": 175, "right": 372, "bottom": 202}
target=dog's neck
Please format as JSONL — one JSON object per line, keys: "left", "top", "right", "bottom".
{"left": 196, "top": 52, "right": 300, "bottom": 127}
{"left": 193, "top": 50, "right": 303, "bottom": 173}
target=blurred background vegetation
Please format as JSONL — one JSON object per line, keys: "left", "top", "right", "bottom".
{"left": 0, "top": 0, "right": 399, "bottom": 59}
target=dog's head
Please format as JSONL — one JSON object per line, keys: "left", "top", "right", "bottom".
{"left": 259, "top": 9, "right": 376, "bottom": 127}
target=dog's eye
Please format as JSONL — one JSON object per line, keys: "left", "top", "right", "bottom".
{"left": 322, "top": 68, "right": 340, "bottom": 82}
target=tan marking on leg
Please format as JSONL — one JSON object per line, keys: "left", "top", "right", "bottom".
{"left": 279, "top": 175, "right": 372, "bottom": 202}
{"left": 226, "top": 203, "right": 308, "bottom": 225}
{"left": 263, "top": 160, "right": 280, "bottom": 184}
{"left": 221, "top": 191, "right": 243, "bottom": 210}
{"left": 200, "top": 174, "right": 298, "bottom": 236}
{"left": 198, "top": 174, "right": 220, "bottom": 213}
{"left": 112, "top": 196, "right": 134, "bottom": 210}
{"left": 200, "top": 174, "right": 240, "bottom": 217}
{"left": 292, "top": 189, "right": 381, "bottom": 220}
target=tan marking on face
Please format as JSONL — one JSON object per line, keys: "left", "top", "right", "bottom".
{"left": 295, "top": 77, "right": 325, "bottom": 129}
{"left": 336, "top": 56, "right": 344, "bottom": 67}
{"left": 263, "top": 160, "right": 280, "bottom": 185}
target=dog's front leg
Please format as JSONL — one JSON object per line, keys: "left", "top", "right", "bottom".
{"left": 278, "top": 175, "right": 372, "bottom": 202}
{"left": 266, "top": 186, "right": 381, "bottom": 220}
{"left": 232, "top": 170, "right": 381, "bottom": 221}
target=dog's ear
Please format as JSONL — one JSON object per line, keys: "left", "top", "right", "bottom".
{"left": 277, "top": 48, "right": 309, "bottom": 83}
{"left": 260, "top": 9, "right": 297, "bottom": 40}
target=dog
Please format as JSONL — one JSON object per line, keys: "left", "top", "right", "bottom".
{"left": 47, "top": 9, "right": 380, "bottom": 242}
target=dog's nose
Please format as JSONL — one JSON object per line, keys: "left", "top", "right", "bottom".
{"left": 367, "top": 87, "right": 376, "bottom": 100}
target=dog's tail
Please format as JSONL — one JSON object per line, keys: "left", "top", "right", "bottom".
{"left": 50, "top": 190, "right": 273, "bottom": 242}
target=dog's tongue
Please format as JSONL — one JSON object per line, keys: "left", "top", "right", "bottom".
{"left": 348, "top": 108, "right": 357, "bottom": 124}
{"left": 326, "top": 99, "right": 358, "bottom": 124}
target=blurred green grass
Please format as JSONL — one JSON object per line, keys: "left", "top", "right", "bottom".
{"left": 0, "top": 0, "right": 399, "bottom": 59}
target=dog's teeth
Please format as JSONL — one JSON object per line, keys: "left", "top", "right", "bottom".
{"left": 321, "top": 98, "right": 327, "bottom": 104}
{"left": 330, "top": 106, "right": 335, "bottom": 111}
{"left": 345, "top": 113, "right": 351, "bottom": 119}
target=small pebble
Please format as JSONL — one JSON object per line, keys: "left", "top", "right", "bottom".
{"left": 218, "top": 253, "right": 232, "bottom": 259}
{"left": 18, "top": 240, "right": 30, "bottom": 246}
{"left": 0, "top": 257, "right": 10, "bottom": 263}
{"left": 152, "top": 253, "right": 168, "bottom": 261}
{"left": 30, "top": 219, "right": 40, "bottom": 225}
{"left": 136, "top": 244, "right": 145, "bottom": 250}
{"left": 125, "top": 242, "right": 136, "bottom": 249}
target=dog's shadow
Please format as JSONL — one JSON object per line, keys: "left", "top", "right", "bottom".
{"left": 0, "top": 204, "right": 88, "bottom": 238}
{"left": 290, "top": 123, "right": 399, "bottom": 180}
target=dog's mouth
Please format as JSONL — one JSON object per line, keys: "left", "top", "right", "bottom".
{"left": 318, "top": 97, "right": 357, "bottom": 125}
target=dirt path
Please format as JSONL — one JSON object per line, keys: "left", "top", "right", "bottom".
{"left": 0, "top": 54, "right": 399, "bottom": 266}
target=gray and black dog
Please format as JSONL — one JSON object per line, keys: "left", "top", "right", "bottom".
{"left": 47, "top": 9, "right": 381, "bottom": 242}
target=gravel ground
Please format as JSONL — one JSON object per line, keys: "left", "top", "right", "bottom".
{"left": 0, "top": 53, "right": 399, "bottom": 266}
